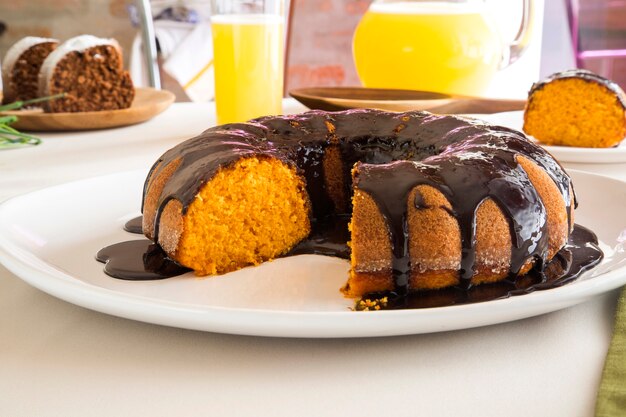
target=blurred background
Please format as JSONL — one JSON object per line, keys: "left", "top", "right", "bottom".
{"left": 0, "top": 0, "right": 623, "bottom": 101}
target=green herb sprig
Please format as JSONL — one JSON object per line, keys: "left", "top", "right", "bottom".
{"left": 0, "top": 115, "right": 41, "bottom": 149}
{"left": 0, "top": 93, "right": 66, "bottom": 149}
{"left": 0, "top": 92, "right": 66, "bottom": 112}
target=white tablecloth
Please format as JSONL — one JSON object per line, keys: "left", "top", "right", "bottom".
{"left": 1, "top": 100, "right": 625, "bottom": 417}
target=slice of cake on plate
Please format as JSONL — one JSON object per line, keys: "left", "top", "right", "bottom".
{"left": 38, "top": 35, "right": 135, "bottom": 113}
{"left": 524, "top": 69, "right": 626, "bottom": 148}
{"left": 1, "top": 36, "right": 59, "bottom": 105}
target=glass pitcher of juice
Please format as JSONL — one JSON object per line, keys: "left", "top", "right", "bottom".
{"left": 353, "top": 0, "right": 533, "bottom": 96}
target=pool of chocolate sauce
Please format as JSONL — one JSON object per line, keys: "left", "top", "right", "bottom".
{"left": 96, "top": 216, "right": 603, "bottom": 310}
{"left": 123, "top": 216, "right": 143, "bottom": 234}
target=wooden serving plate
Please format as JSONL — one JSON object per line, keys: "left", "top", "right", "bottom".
{"left": 290, "top": 87, "right": 526, "bottom": 114}
{"left": 0, "top": 88, "right": 175, "bottom": 131}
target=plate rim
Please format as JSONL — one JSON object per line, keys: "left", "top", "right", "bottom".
{"left": 0, "top": 169, "right": 625, "bottom": 338}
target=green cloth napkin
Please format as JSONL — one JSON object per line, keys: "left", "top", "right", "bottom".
{"left": 596, "top": 286, "right": 626, "bottom": 417}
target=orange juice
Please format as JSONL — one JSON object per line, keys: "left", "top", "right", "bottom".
{"left": 211, "top": 14, "right": 284, "bottom": 124}
{"left": 353, "top": 2, "right": 502, "bottom": 96}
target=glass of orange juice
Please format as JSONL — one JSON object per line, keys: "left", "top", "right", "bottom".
{"left": 211, "top": 0, "right": 286, "bottom": 124}
{"left": 353, "top": 0, "right": 534, "bottom": 96}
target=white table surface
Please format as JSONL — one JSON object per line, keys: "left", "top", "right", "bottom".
{"left": 1, "top": 100, "right": 625, "bottom": 417}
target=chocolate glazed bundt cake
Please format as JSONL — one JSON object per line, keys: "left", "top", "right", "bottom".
{"left": 142, "top": 109, "right": 575, "bottom": 297}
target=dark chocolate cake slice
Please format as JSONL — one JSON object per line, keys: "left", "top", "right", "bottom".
{"left": 1, "top": 36, "right": 59, "bottom": 105}
{"left": 38, "top": 35, "right": 135, "bottom": 113}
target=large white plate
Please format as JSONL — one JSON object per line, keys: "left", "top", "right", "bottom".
{"left": 0, "top": 170, "right": 625, "bottom": 338}
{"left": 481, "top": 111, "right": 626, "bottom": 163}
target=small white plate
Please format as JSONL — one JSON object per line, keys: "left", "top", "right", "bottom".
{"left": 481, "top": 111, "right": 626, "bottom": 163}
{"left": 0, "top": 170, "right": 625, "bottom": 338}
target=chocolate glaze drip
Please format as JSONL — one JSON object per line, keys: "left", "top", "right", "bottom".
{"left": 288, "top": 215, "right": 351, "bottom": 259}
{"left": 529, "top": 69, "right": 626, "bottom": 109}
{"left": 96, "top": 239, "right": 190, "bottom": 280}
{"left": 124, "top": 216, "right": 143, "bottom": 234}
{"left": 359, "top": 224, "right": 603, "bottom": 310}
{"left": 141, "top": 109, "right": 577, "bottom": 294}
{"left": 354, "top": 132, "right": 561, "bottom": 292}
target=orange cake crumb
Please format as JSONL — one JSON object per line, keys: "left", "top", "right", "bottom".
{"left": 174, "top": 156, "right": 311, "bottom": 275}
{"left": 524, "top": 70, "right": 626, "bottom": 148}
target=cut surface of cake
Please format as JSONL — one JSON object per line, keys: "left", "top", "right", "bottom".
{"left": 142, "top": 109, "right": 575, "bottom": 297}
{"left": 142, "top": 130, "right": 312, "bottom": 276}
{"left": 38, "top": 35, "right": 134, "bottom": 113}
{"left": 1, "top": 36, "right": 59, "bottom": 105}
{"left": 523, "top": 69, "right": 626, "bottom": 148}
